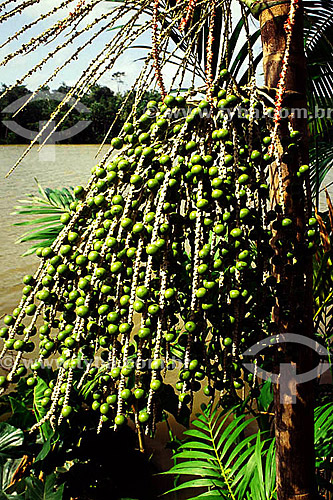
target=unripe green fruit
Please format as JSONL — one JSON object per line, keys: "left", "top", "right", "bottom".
{"left": 60, "top": 213, "right": 70, "bottom": 225}
{"left": 251, "top": 150, "right": 261, "bottom": 161}
{"left": 198, "top": 263, "right": 208, "bottom": 274}
{"left": 148, "top": 304, "right": 160, "bottom": 315}
{"left": 203, "top": 385, "right": 214, "bottom": 396}
{"left": 100, "top": 403, "right": 110, "bottom": 415}
{"left": 136, "top": 286, "right": 148, "bottom": 299}
{"left": 115, "top": 414, "right": 126, "bottom": 426}
{"left": 26, "top": 376, "right": 37, "bottom": 387}
{"left": 25, "top": 304, "right": 36, "bottom": 316}
{"left": 150, "top": 358, "right": 162, "bottom": 371}
{"left": 238, "top": 174, "right": 249, "bottom": 185}
{"left": 57, "top": 264, "right": 69, "bottom": 275}
{"left": 234, "top": 379, "right": 244, "bottom": 390}
{"left": 42, "top": 247, "right": 53, "bottom": 258}
{"left": 92, "top": 401, "right": 100, "bottom": 411}
{"left": 120, "top": 389, "right": 131, "bottom": 400}
{"left": 214, "top": 223, "right": 225, "bottom": 235}
{"left": 137, "top": 326, "right": 151, "bottom": 339}
{"left": 230, "top": 228, "right": 243, "bottom": 238}
{"left": 164, "top": 288, "right": 175, "bottom": 299}
{"left": 164, "top": 95, "right": 175, "bottom": 107}
{"left": 106, "top": 394, "right": 117, "bottom": 405}
{"left": 38, "top": 289, "right": 51, "bottom": 302}
{"left": 134, "top": 388, "right": 145, "bottom": 400}
{"left": 189, "top": 359, "right": 199, "bottom": 371}
{"left": 143, "top": 146, "right": 154, "bottom": 158}
{"left": 282, "top": 218, "right": 292, "bottom": 227}
{"left": 240, "top": 208, "right": 250, "bottom": 219}
{"left": 4, "top": 315, "right": 14, "bottom": 326}
{"left": 146, "top": 244, "right": 159, "bottom": 255}
{"left": 119, "top": 322, "right": 132, "bottom": 334}
{"left": 23, "top": 275, "right": 33, "bottom": 285}
{"left": 138, "top": 411, "right": 149, "bottom": 423}
{"left": 185, "top": 321, "right": 196, "bottom": 333}
{"left": 76, "top": 305, "right": 89, "bottom": 317}
{"left": 111, "top": 137, "right": 123, "bottom": 149}
{"left": 150, "top": 379, "right": 162, "bottom": 391}
{"left": 61, "top": 405, "right": 73, "bottom": 417}
{"left": 238, "top": 250, "right": 249, "bottom": 260}
{"left": 110, "top": 261, "right": 122, "bottom": 274}
{"left": 220, "top": 68, "right": 229, "bottom": 79}
{"left": 299, "top": 164, "right": 309, "bottom": 174}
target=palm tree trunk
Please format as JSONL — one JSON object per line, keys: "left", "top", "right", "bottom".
{"left": 241, "top": 0, "right": 316, "bottom": 498}
{"left": 260, "top": 2, "right": 316, "bottom": 499}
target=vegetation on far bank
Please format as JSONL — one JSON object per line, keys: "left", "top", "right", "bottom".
{"left": 0, "top": 83, "right": 159, "bottom": 145}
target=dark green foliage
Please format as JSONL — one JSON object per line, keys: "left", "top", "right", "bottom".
{"left": 0, "top": 380, "right": 157, "bottom": 500}
{"left": 0, "top": 84, "right": 159, "bottom": 145}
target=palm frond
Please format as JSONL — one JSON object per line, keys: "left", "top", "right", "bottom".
{"left": 310, "top": 141, "right": 333, "bottom": 195}
{"left": 304, "top": 0, "right": 333, "bottom": 143}
{"left": 12, "top": 180, "right": 74, "bottom": 256}
{"left": 315, "top": 404, "right": 333, "bottom": 464}
{"left": 164, "top": 401, "right": 333, "bottom": 500}
{"left": 163, "top": 405, "right": 274, "bottom": 500}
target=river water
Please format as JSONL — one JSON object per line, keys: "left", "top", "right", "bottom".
{"left": 0, "top": 145, "right": 332, "bottom": 316}
{"left": 0, "top": 145, "right": 109, "bottom": 315}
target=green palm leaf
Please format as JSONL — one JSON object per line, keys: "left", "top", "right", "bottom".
{"left": 165, "top": 401, "right": 332, "bottom": 500}
{"left": 12, "top": 179, "right": 75, "bottom": 256}
{"left": 163, "top": 405, "right": 263, "bottom": 500}
{"left": 314, "top": 403, "right": 333, "bottom": 467}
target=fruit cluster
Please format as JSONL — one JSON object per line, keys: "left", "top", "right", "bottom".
{"left": 0, "top": 72, "right": 315, "bottom": 434}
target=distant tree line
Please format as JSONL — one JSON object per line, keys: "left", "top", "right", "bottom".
{"left": 0, "top": 83, "right": 159, "bottom": 144}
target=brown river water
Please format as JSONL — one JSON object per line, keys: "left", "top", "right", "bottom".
{"left": 0, "top": 145, "right": 110, "bottom": 315}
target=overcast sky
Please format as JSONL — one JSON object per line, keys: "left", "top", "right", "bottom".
{"left": 0, "top": 0, "right": 260, "bottom": 93}
{"left": 0, "top": 1, "right": 150, "bottom": 92}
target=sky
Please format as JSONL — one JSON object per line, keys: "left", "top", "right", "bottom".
{"left": 0, "top": 0, "right": 151, "bottom": 93}
{"left": 0, "top": 0, "right": 261, "bottom": 93}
